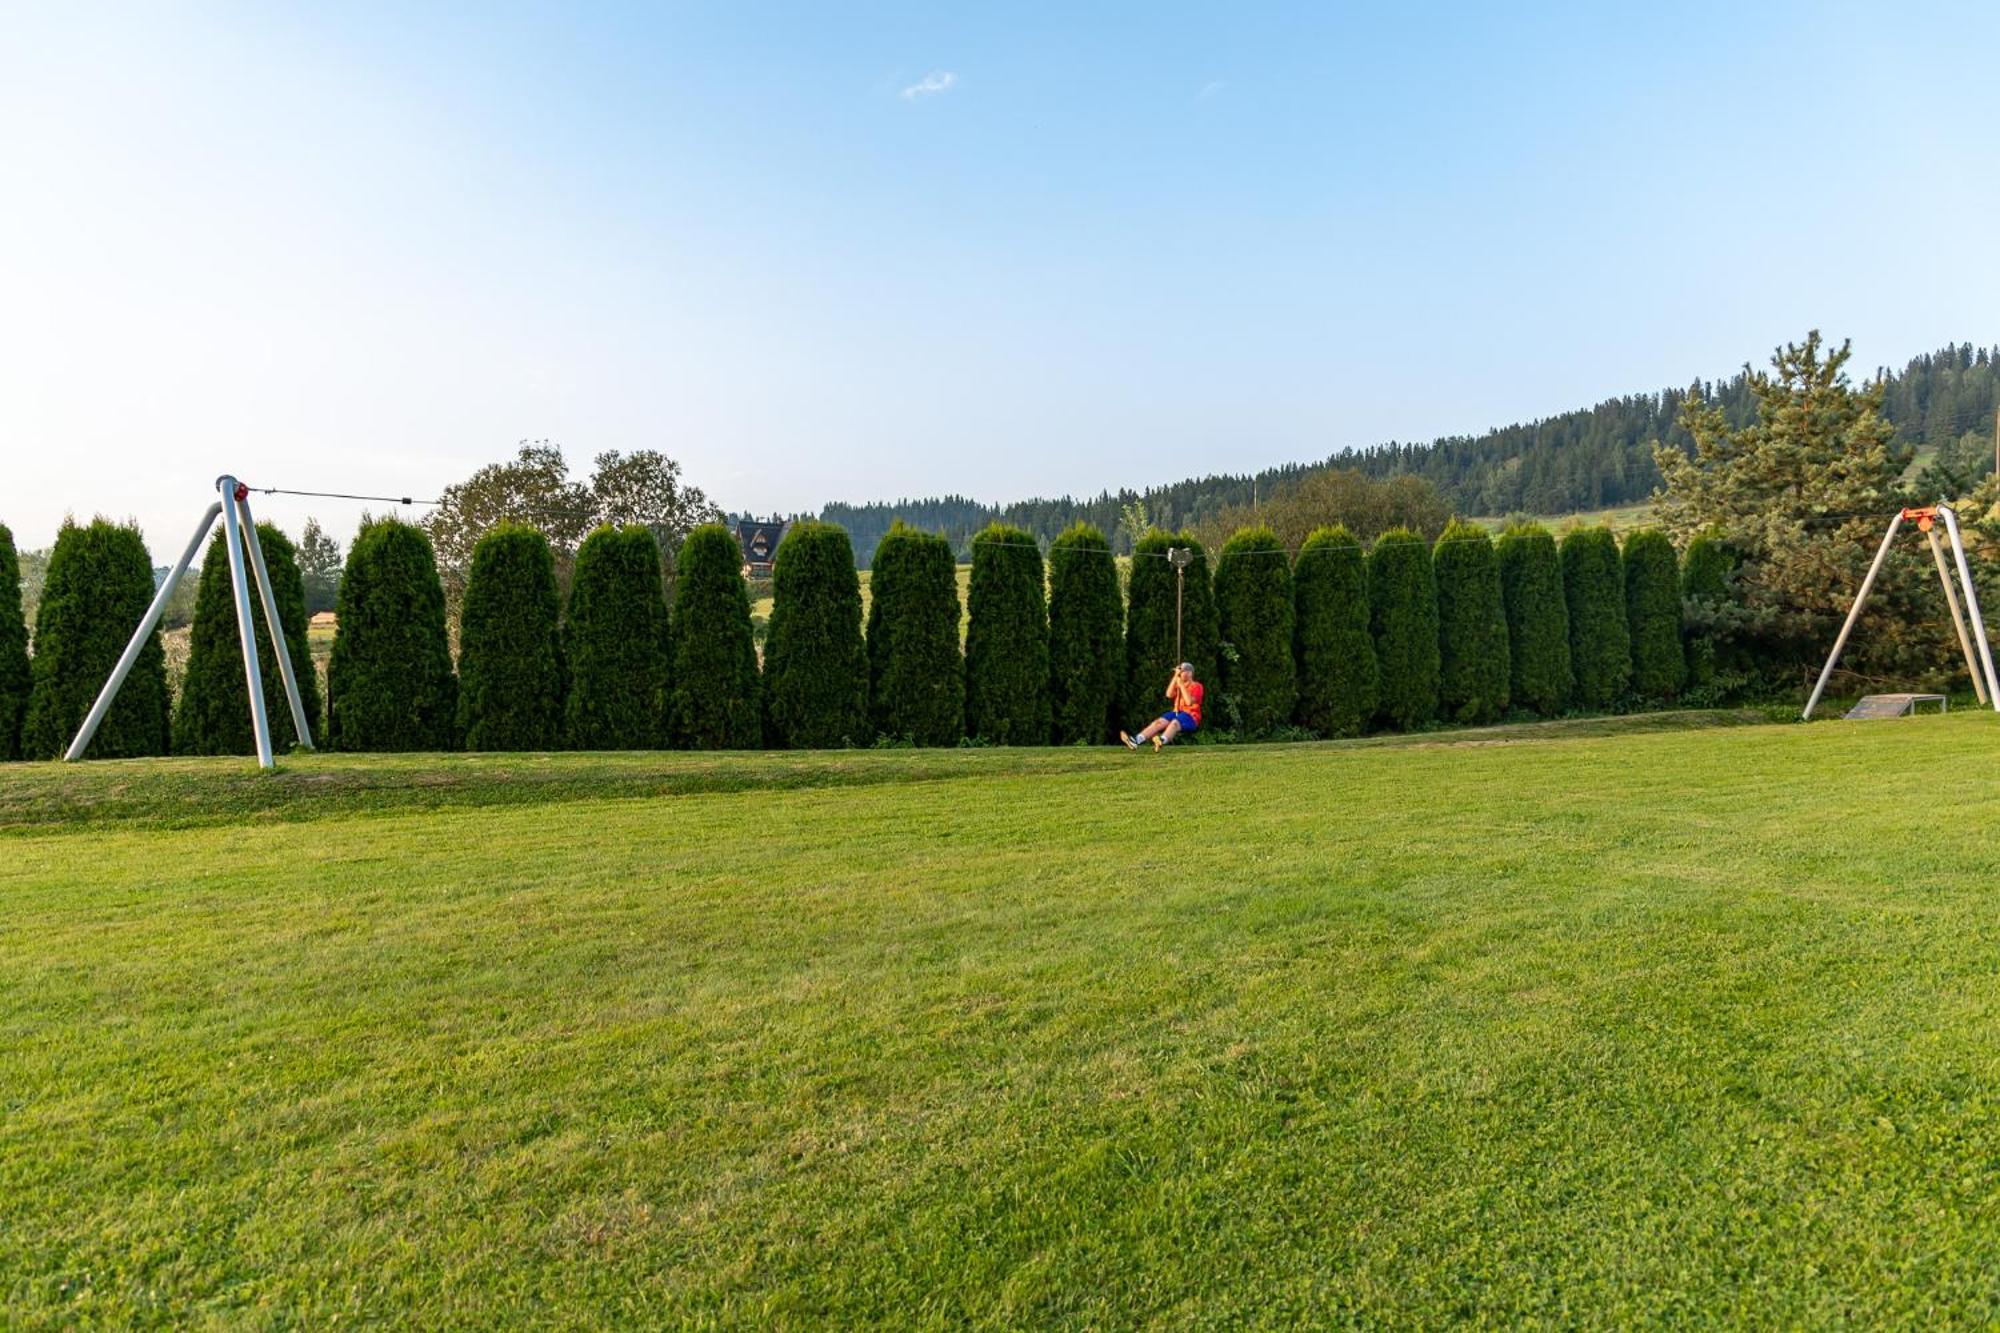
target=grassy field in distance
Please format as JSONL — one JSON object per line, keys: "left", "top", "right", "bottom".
{"left": 7, "top": 711, "right": 2000, "bottom": 1323}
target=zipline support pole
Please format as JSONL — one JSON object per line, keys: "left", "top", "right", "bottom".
{"left": 1939, "top": 504, "right": 2000, "bottom": 710}
{"left": 1803, "top": 511, "right": 1903, "bottom": 721}
{"left": 64, "top": 500, "right": 224, "bottom": 761}
{"left": 1924, "top": 523, "right": 1986, "bottom": 705}
{"left": 236, "top": 490, "right": 314, "bottom": 750}
{"left": 216, "top": 475, "right": 275, "bottom": 769}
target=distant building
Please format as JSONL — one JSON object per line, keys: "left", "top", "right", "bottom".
{"left": 736, "top": 517, "right": 786, "bottom": 576}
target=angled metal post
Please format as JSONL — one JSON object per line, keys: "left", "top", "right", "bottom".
{"left": 235, "top": 491, "right": 315, "bottom": 750}
{"left": 1803, "top": 511, "right": 1903, "bottom": 721}
{"left": 216, "top": 476, "right": 275, "bottom": 769}
{"left": 1924, "top": 524, "right": 1986, "bottom": 705}
{"left": 1938, "top": 505, "right": 2000, "bottom": 710}
{"left": 65, "top": 501, "right": 223, "bottom": 761}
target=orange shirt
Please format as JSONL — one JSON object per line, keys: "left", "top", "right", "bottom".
{"left": 1169, "top": 679, "right": 1203, "bottom": 723}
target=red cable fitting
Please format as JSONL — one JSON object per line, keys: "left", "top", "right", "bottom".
{"left": 234, "top": 482, "right": 250, "bottom": 501}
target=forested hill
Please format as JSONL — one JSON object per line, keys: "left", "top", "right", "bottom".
{"left": 820, "top": 343, "right": 2000, "bottom": 565}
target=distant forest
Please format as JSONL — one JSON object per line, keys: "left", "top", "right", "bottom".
{"left": 818, "top": 343, "right": 2000, "bottom": 565}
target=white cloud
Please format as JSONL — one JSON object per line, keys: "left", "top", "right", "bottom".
{"left": 901, "top": 71, "right": 956, "bottom": 101}
{"left": 1197, "top": 80, "right": 1226, "bottom": 101}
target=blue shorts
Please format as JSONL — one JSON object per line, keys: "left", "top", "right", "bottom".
{"left": 1161, "top": 711, "right": 1199, "bottom": 732}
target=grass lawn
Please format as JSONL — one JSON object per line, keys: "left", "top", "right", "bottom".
{"left": 6, "top": 712, "right": 2000, "bottom": 1324}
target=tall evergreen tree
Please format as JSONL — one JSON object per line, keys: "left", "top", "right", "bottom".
{"left": 1623, "top": 528, "right": 1687, "bottom": 703}
{"left": 1561, "top": 526, "right": 1630, "bottom": 708}
{"left": 1495, "top": 522, "right": 1572, "bottom": 716}
{"left": 564, "top": 524, "right": 671, "bottom": 749}
{"left": 0, "top": 524, "right": 30, "bottom": 760}
{"left": 457, "top": 523, "right": 565, "bottom": 751}
{"left": 867, "top": 522, "right": 963, "bottom": 745}
{"left": 1292, "top": 525, "right": 1377, "bottom": 737}
{"left": 1368, "top": 528, "right": 1441, "bottom": 730}
{"left": 1213, "top": 526, "right": 1295, "bottom": 733}
{"left": 965, "top": 523, "right": 1050, "bottom": 744}
{"left": 1432, "top": 520, "right": 1509, "bottom": 724}
{"left": 670, "top": 523, "right": 763, "bottom": 750}
{"left": 1680, "top": 532, "right": 1736, "bottom": 692}
{"left": 326, "top": 517, "right": 458, "bottom": 752}
{"left": 1121, "top": 530, "right": 1218, "bottom": 730}
{"left": 174, "top": 525, "right": 322, "bottom": 755}
{"left": 1047, "top": 523, "right": 1123, "bottom": 745}
{"left": 21, "top": 518, "right": 171, "bottom": 759}
{"left": 762, "top": 520, "right": 869, "bottom": 748}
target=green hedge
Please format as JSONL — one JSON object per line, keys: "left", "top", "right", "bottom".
{"left": 1292, "top": 525, "right": 1376, "bottom": 737}
{"left": 1214, "top": 526, "right": 1295, "bottom": 733}
{"left": 1122, "top": 530, "right": 1218, "bottom": 731}
{"left": 1047, "top": 524, "right": 1124, "bottom": 745}
{"left": 326, "top": 518, "right": 459, "bottom": 752}
{"left": 670, "top": 523, "right": 763, "bottom": 750}
{"left": 564, "top": 525, "right": 671, "bottom": 750}
{"left": 21, "top": 518, "right": 171, "bottom": 759}
{"left": 965, "top": 523, "right": 1050, "bottom": 744}
{"left": 762, "top": 520, "right": 869, "bottom": 748}
{"left": 1496, "top": 523, "right": 1572, "bottom": 716}
{"left": 174, "top": 525, "right": 321, "bottom": 755}
{"left": 1368, "top": 528, "right": 1440, "bottom": 731}
{"left": 0, "top": 524, "right": 29, "bottom": 760}
{"left": 1561, "top": 526, "right": 1630, "bottom": 709}
{"left": 458, "top": 524, "right": 565, "bottom": 751}
{"left": 1433, "top": 520, "right": 1509, "bottom": 725}
{"left": 867, "top": 522, "right": 963, "bottom": 746}
{"left": 1623, "top": 528, "right": 1686, "bottom": 703}
{"left": 1680, "top": 532, "right": 1734, "bottom": 692}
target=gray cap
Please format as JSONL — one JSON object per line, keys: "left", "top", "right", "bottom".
{"left": 1178, "top": 662, "right": 1194, "bottom": 673}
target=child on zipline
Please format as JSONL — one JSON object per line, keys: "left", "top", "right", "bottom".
{"left": 1122, "top": 663, "right": 1203, "bottom": 752}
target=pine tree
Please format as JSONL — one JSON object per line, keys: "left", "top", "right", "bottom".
{"left": 174, "top": 525, "right": 322, "bottom": 755}
{"left": 1213, "top": 526, "right": 1294, "bottom": 734}
{"left": 1432, "top": 520, "right": 1509, "bottom": 724}
{"left": 0, "top": 524, "right": 30, "bottom": 760}
{"left": 965, "top": 523, "right": 1051, "bottom": 744}
{"left": 1292, "top": 524, "right": 1377, "bottom": 737}
{"left": 457, "top": 523, "right": 565, "bottom": 751}
{"left": 1121, "top": 530, "right": 1218, "bottom": 731}
{"left": 564, "top": 524, "right": 671, "bottom": 749}
{"left": 670, "top": 523, "right": 763, "bottom": 750}
{"left": 1495, "top": 522, "right": 1572, "bottom": 716}
{"left": 1047, "top": 523, "right": 1123, "bottom": 745}
{"left": 1623, "top": 528, "right": 1686, "bottom": 703}
{"left": 762, "top": 520, "right": 869, "bottom": 748}
{"left": 1561, "top": 526, "right": 1630, "bottom": 708}
{"left": 1368, "top": 528, "right": 1440, "bottom": 730}
{"left": 326, "top": 517, "right": 458, "bottom": 751}
{"left": 867, "top": 522, "right": 963, "bottom": 746}
{"left": 21, "top": 518, "right": 172, "bottom": 759}
{"left": 1680, "top": 532, "right": 1735, "bottom": 691}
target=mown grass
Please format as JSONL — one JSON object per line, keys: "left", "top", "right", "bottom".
{"left": 6, "top": 712, "right": 2000, "bottom": 1325}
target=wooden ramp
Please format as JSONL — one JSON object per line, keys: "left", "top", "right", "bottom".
{"left": 1844, "top": 693, "right": 1948, "bottom": 719}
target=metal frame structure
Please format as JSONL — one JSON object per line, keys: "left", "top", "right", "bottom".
{"left": 1802, "top": 504, "right": 2000, "bottom": 720}
{"left": 65, "top": 475, "right": 314, "bottom": 769}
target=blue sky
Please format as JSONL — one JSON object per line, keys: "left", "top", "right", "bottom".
{"left": 4, "top": 1, "right": 1998, "bottom": 553}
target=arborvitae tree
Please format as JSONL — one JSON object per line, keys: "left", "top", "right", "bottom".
{"left": 326, "top": 517, "right": 458, "bottom": 752}
{"left": 564, "top": 524, "right": 670, "bottom": 749}
{"left": 1047, "top": 523, "right": 1123, "bottom": 745}
{"left": 1623, "top": 528, "right": 1687, "bottom": 703}
{"left": 174, "top": 525, "right": 322, "bottom": 755}
{"left": 1292, "top": 524, "right": 1377, "bottom": 737}
{"left": 965, "top": 523, "right": 1051, "bottom": 744}
{"left": 0, "top": 524, "right": 30, "bottom": 760}
{"left": 1680, "top": 532, "right": 1735, "bottom": 691}
{"left": 1213, "top": 526, "right": 1295, "bottom": 734}
{"left": 456, "top": 523, "right": 564, "bottom": 751}
{"left": 1121, "top": 530, "right": 1219, "bottom": 730}
{"left": 867, "top": 522, "right": 963, "bottom": 745}
{"left": 1561, "top": 526, "right": 1630, "bottom": 708}
{"left": 1432, "top": 520, "right": 1509, "bottom": 725}
{"left": 21, "top": 519, "right": 171, "bottom": 759}
{"left": 762, "top": 520, "right": 869, "bottom": 748}
{"left": 1368, "top": 528, "right": 1440, "bottom": 731}
{"left": 1495, "top": 522, "right": 1572, "bottom": 716}
{"left": 670, "top": 523, "right": 762, "bottom": 750}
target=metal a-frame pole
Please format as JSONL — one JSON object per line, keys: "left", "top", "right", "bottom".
{"left": 216, "top": 475, "right": 275, "bottom": 768}
{"left": 235, "top": 490, "right": 315, "bottom": 750}
{"left": 1802, "top": 511, "right": 1904, "bottom": 721}
{"left": 64, "top": 501, "right": 224, "bottom": 761}
{"left": 1924, "top": 524, "right": 1987, "bottom": 705}
{"left": 1938, "top": 504, "right": 2000, "bottom": 710}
